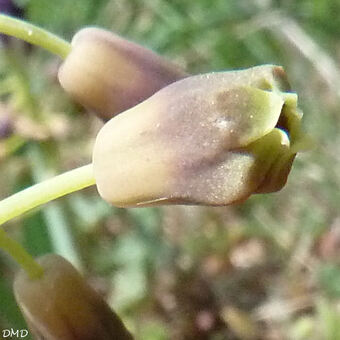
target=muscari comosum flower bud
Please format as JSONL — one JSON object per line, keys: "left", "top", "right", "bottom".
{"left": 58, "top": 27, "right": 187, "bottom": 121}
{"left": 14, "top": 254, "right": 133, "bottom": 340}
{"left": 92, "top": 65, "right": 307, "bottom": 207}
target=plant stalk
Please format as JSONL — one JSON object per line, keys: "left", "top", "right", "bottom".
{"left": 0, "top": 14, "right": 71, "bottom": 59}
{"left": 0, "top": 228, "right": 44, "bottom": 279}
{"left": 0, "top": 164, "right": 95, "bottom": 226}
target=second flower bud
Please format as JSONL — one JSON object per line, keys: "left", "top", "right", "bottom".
{"left": 58, "top": 27, "right": 187, "bottom": 120}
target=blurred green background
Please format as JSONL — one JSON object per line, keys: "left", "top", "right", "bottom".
{"left": 0, "top": 0, "right": 340, "bottom": 339}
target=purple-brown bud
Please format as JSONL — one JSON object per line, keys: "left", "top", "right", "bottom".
{"left": 92, "top": 65, "right": 306, "bottom": 207}
{"left": 58, "top": 27, "right": 187, "bottom": 120}
{"left": 14, "top": 254, "right": 133, "bottom": 340}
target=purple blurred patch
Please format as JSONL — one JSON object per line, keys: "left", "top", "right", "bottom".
{"left": 0, "top": 113, "right": 13, "bottom": 139}
{"left": 0, "top": 0, "right": 23, "bottom": 16}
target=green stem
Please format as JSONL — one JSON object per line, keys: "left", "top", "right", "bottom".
{"left": 0, "top": 164, "right": 95, "bottom": 278}
{"left": 0, "top": 14, "right": 70, "bottom": 59}
{"left": 0, "top": 15, "right": 83, "bottom": 280}
{"left": 0, "top": 228, "right": 43, "bottom": 279}
{"left": 0, "top": 163, "right": 95, "bottom": 226}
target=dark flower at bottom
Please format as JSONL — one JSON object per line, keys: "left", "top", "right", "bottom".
{"left": 14, "top": 254, "right": 133, "bottom": 340}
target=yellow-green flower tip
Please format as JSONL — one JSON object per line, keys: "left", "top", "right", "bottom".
{"left": 58, "top": 27, "right": 187, "bottom": 120}
{"left": 93, "top": 65, "right": 306, "bottom": 207}
{"left": 14, "top": 254, "right": 133, "bottom": 340}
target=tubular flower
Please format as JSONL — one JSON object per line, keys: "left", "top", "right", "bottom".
{"left": 58, "top": 27, "right": 187, "bottom": 120}
{"left": 14, "top": 254, "right": 133, "bottom": 340}
{"left": 93, "top": 65, "right": 307, "bottom": 207}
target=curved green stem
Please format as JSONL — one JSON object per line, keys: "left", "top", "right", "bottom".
{"left": 0, "top": 14, "right": 70, "bottom": 59}
{"left": 0, "top": 164, "right": 95, "bottom": 226}
{"left": 0, "top": 228, "right": 43, "bottom": 279}
{"left": 0, "top": 15, "right": 86, "bottom": 280}
{"left": 0, "top": 164, "right": 95, "bottom": 278}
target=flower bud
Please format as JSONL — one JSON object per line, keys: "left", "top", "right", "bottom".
{"left": 14, "top": 254, "right": 133, "bottom": 340}
{"left": 58, "top": 27, "right": 187, "bottom": 120}
{"left": 92, "top": 65, "right": 306, "bottom": 207}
